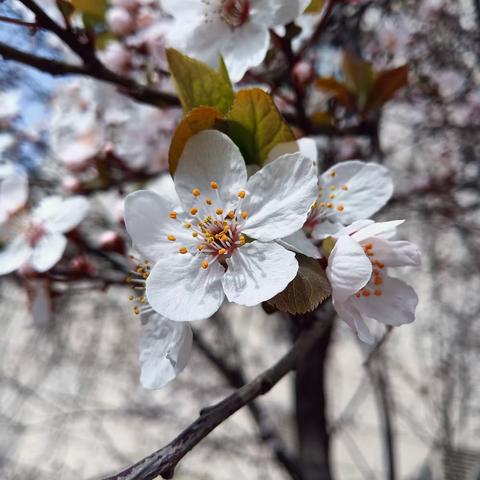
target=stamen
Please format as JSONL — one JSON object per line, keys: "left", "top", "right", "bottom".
{"left": 169, "top": 211, "right": 177, "bottom": 219}
{"left": 198, "top": 244, "right": 204, "bottom": 251}
{"left": 239, "top": 235, "right": 246, "bottom": 245}
{"left": 329, "top": 185, "right": 336, "bottom": 191}
{"left": 341, "top": 185, "right": 349, "bottom": 191}
{"left": 241, "top": 211, "right": 248, "bottom": 220}
{"left": 190, "top": 207, "right": 198, "bottom": 215}
{"left": 329, "top": 193, "right": 336, "bottom": 199}
{"left": 192, "top": 232, "right": 198, "bottom": 238}
{"left": 374, "top": 289, "right": 382, "bottom": 296}
{"left": 179, "top": 247, "right": 188, "bottom": 254}
{"left": 227, "top": 210, "right": 235, "bottom": 219}
{"left": 192, "top": 188, "right": 201, "bottom": 197}
{"left": 184, "top": 223, "right": 191, "bottom": 229}
{"left": 238, "top": 190, "right": 246, "bottom": 199}
{"left": 364, "top": 243, "right": 373, "bottom": 250}
{"left": 326, "top": 202, "right": 333, "bottom": 208}
{"left": 216, "top": 208, "right": 223, "bottom": 215}
{"left": 374, "top": 277, "right": 383, "bottom": 286}
{"left": 167, "top": 235, "right": 176, "bottom": 241}
{"left": 330, "top": 171, "right": 337, "bottom": 177}
{"left": 206, "top": 198, "right": 213, "bottom": 205}
{"left": 362, "top": 289, "right": 371, "bottom": 297}
{"left": 202, "top": 260, "right": 209, "bottom": 269}
{"left": 218, "top": 248, "right": 227, "bottom": 255}
{"left": 210, "top": 181, "right": 218, "bottom": 189}
{"left": 337, "top": 204, "right": 345, "bottom": 212}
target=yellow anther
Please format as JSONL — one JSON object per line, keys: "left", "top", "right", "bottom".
{"left": 128, "top": 295, "right": 134, "bottom": 301}
{"left": 198, "top": 244, "right": 204, "bottom": 251}
{"left": 330, "top": 171, "right": 337, "bottom": 177}
{"left": 355, "top": 292, "right": 361, "bottom": 298}
{"left": 216, "top": 208, "right": 223, "bottom": 215}
{"left": 206, "top": 198, "right": 213, "bottom": 205}
{"left": 220, "top": 234, "right": 229, "bottom": 242}
{"left": 190, "top": 207, "right": 198, "bottom": 215}
{"left": 184, "top": 223, "right": 191, "bottom": 229}
{"left": 362, "top": 289, "right": 371, "bottom": 297}
{"left": 210, "top": 181, "right": 218, "bottom": 189}
{"left": 169, "top": 211, "right": 177, "bottom": 219}
{"left": 167, "top": 235, "right": 176, "bottom": 241}
{"left": 241, "top": 211, "right": 248, "bottom": 220}
{"left": 218, "top": 248, "right": 227, "bottom": 255}
{"left": 337, "top": 204, "right": 345, "bottom": 212}
{"left": 341, "top": 185, "right": 349, "bottom": 191}
{"left": 192, "top": 232, "right": 198, "bottom": 238}
{"left": 329, "top": 193, "right": 336, "bottom": 199}
{"left": 239, "top": 235, "right": 246, "bottom": 245}
{"left": 238, "top": 190, "right": 246, "bottom": 199}
{"left": 326, "top": 202, "right": 333, "bottom": 208}
{"left": 192, "top": 188, "right": 201, "bottom": 197}
{"left": 133, "top": 306, "right": 140, "bottom": 315}
{"left": 329, "top": 185, "right": 336, "bottom": 191}
{"left": 374, "top": 289, "right": 383, "bottom": 297}
{"left": 320, "top": 202, "right": 326, "bottom": 208}
{"left": 201, "top": 260, "right": 209, "bottom": 269}
{"left": 179, "top": 247, "right": 188, "bottom": 254}
{"left": 374, "top": 276, "right": 383, "bottom": 286}
{"left": 364, "top": 243, "right": 373, "bottom": 250}
{"left": 227, "top": 210, "right": 235, "bottom": 219}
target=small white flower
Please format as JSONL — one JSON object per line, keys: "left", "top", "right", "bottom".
{"left": 326, "top": 219, "right": 421, "bottom": 344}
{"left": 161, "top": 0, "right": 310, "bottom": 82}
{"left": 0, "top": 195, "right": 89, "bottom": 275}
{"left": 124, "top": 129, "right": 318, "bottom": 321}
{"left": 140, "top": 312, "right": 193, "bottom": 389}
{"left": 309, "top": 161, "right": 394, "bottom": 240}
{"left": 0, "top": 163, "right": 28, "bottom": 224}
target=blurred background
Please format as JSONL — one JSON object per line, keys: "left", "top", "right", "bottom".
{"left": 1, "top": 0, "right": 480, "bottom": 479}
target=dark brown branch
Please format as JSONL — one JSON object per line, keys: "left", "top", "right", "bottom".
{"left": 0, "top": 14, "right": 38, "bottom": 29}
{"left": 0, "top": 42, "right": 179, "bottom": 107}
{"left": 194, "top": 328, "right": 303, "bottom": 480}
{"left": 102, "top": 323, "right": 328, "bottom": 480}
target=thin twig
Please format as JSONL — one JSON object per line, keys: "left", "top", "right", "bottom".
{"left": 102, "top": 323, "right": 328, "bottom": 480}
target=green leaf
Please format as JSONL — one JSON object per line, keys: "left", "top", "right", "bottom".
{"left": 224, "top": 88, "right": 295, "bottom": 165}
{"left": 363, "top": 65, "right": 409, "bottom": 113}
{"left": 268, "top": 255, "right": 331, "bottom": 315}
{"left": 71, "top": 0, "right": 107, "bottom": 19}
{"left": 166, "top": 49, "right": 234, "bottom": 115}
{"left": 342, "top": 52, "right": 375, "bottom": 110}
{"left": 169, "top": 107, "right": 223, "bottom": 174}
{"left": 305, "top": 0, "right": 325, "bottom": 13}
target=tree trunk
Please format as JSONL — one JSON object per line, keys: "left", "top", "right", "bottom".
{"left": 293, "top": 307, "right": 334, "bottom": 480}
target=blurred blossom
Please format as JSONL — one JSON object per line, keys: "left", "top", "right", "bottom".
{"left": 161, "top": 0, "right": 310, "bottom": 81}
{"left": 106, "top": 7, "right": 136, "bottom": 36}
{"left": 0, "top": 162, "right": 28, "bottom": 224}
{"left": 0, "top": 196, "right": 89, "bottom": 275}
{"left": 99, "top": 42, "right": 132, "bottom": 73}
{"left": 436, "top": 69, "right": 466, "bottom": 98}
{"left": 0, "top": 90, "right": 21, "bottom": 121}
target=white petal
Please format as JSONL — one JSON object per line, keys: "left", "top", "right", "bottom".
{"left": 333, "top": 298, "right": 375, "bottom": 345}
{"left": 139, "top": 314, "right": 193, "bottom": 389}
{"left": 251, "top": 0, "right": 308, "bottom": 27}
{"left": 319, "top": 161, "right": 393, "bottom": 224}
{"left": 34, "top": 196, "right": 89, "bottom": 233}
{"left": 124, "top": 190, "right": 192, "bottom": 263}
{"left": 161, "top": 0, "right": 204, "bottom": 18}
{"left": 222, "top": 241, "right": 298, "bottom": 306}
{"left": 30, "top": 232, "right": 67, "bottom": 272}
{"left": 242, "top": 153, "right": 317, "bottom": 241}
{"left": 0, "top": 237, "right": 32, "bottom": 275}
{"left": 326, "top": 235, "right": 372, "bottom": 303}
{"left": 0, "top": 171, "right": 28, "bottom": 220}
{"left": 267, "top": 137, "right": 318, "bottom": 165}
{"left": 148, "top": 173, "right": 182, "bottom": 207}
{"left": 369, "top": 237, "right": 421, "bottom": 267}
{"left": 174, "top": 131, "right": 247, "bottom": 215}
{"left": 146, "top": 253, "right": 225, "bottom": 321}
{"left": 351, "top": 220, "right": 405, "bottom": 243}
{"left": 334, "top": 219, "right": 375, "bottom": 238}
{"left": 221, "top": 23, "right": 270, "bottom": 82}
{"left": 277, "top": 229, "right": 320, "bottom": 259}
{"left": 355, "top": 276, "right": 418, "bottom": 327}
{"left": 311, "top": 220, "right": 344, "bottom": 240}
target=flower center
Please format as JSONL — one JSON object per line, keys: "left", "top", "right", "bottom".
{"left": 167, "top": 182, "right": 248, "bottom": 270}
{"left": 354, "top": 242, "right": 385, "bottom": 299}
{"left": 25, "top": 223, "right": 46, "bottom": 247}
{"left": 127, "top": 257, "right": 154, "bottom": 316}
{"left": 220, "top": 0, "right": 250, "bottom": 28}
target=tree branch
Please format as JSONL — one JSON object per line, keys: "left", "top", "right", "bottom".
{"left": 194, "top": 327, "right": 303, "bottom": 480}
{"left": 102, "top": 322, "right": 328, "bottom": 480}
{"left": 0, "top": 42, "right": 179, "bottom": 107}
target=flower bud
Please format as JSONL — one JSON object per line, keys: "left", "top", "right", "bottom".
{"left": 107, "top": 7, "right": 135, "bottom": 36}
{"left": 99, "top": 231, "right": 125, "bottom": 254}
{"left": 293, "top": 61, "right": 314, "bottom": 87}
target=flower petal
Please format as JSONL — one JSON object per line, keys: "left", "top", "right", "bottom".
{"left": 30, "top": 232, "right": 67, "bottom": 272}
{"left": 146, "top": 253, "right": 225, "bottom": 321}
{"left": 251, "top": 0, "right": 309, "bottom": 27}
{"left": 0, "top": 170, "right": 28, "bottom": 222}
{"left": 0, "top": 237, "right": 32, "bottom": 275}
{"left": 124, "top": 190, "right": 192, "bottom": 263}
{"left": 222, "top": 241, "right": 298, "bottom": 306}
{"left": 351, "top": 220, "right": 405, "bottom": 243}
{"left": 354, "top": 276, "right": 418, "bottom": 327}
{"left": 34, "top": 196, "right": 89, "bottom": 233}
{"left": 267, "top": 138, "right": 318, "bottom": 165}
{"left": 369, "top": 237, "right": 421, "bottom": 267}
{"left": 277, "top": 229, "right": 320, "bottom": 259}
{"left": 242, "top": 153, "right": 317, "bottom": 241}
{"left": 319, "top": 161, "right": 393, "bottom": 224}
{"left": 139, "top": 314, "right": 193, "bottom": 389}
{"left": 174, "top": 130, "right": 247, "bottom": 215}
{"left": 311, "top": 220, "right": 344, "bottom": 240}
{"left": 326, "top": 235, "right": 372, "bottom": 303}
{"left": 333, "top": 298, "right": 376, "bottom": 345}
